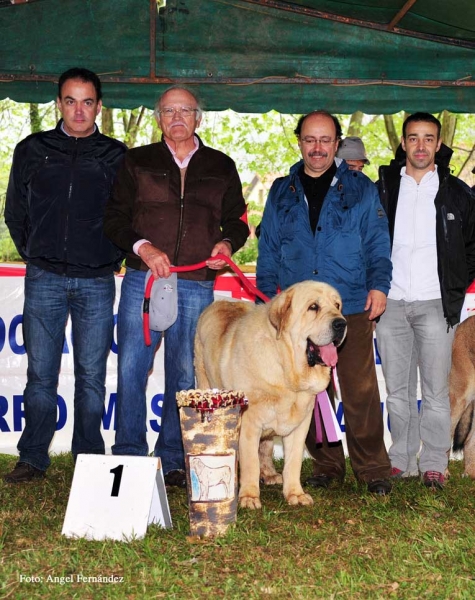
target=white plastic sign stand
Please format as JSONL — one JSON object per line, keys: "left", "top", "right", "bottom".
{"left": 62, "top": 455, "right": 172, "bottom": 541}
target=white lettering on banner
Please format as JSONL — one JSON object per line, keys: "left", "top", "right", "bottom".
{"left": 0, "top": 268, "right": 398, "bottom": 457}
{"left": 0, "top": 313, "right": 25, "bottom": 355}
{"left": 0, "top": 273, "right": 165, "bottom": 454}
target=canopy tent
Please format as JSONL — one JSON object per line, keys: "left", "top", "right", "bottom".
{"left": 0, "top": 0, "right": 474, "bottom": 113}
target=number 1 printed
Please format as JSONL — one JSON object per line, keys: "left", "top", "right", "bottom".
{"left": 110, "top": 464, "right": 124, "bottom": 497}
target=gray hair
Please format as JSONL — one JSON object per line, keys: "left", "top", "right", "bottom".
{"left": 154, "top": 85, "right": 203, "bottom": 120}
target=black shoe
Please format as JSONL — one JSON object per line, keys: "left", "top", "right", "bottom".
{"left": 367, "top": 479, "right": 392, "bottom": 496}
{"left": 304, "top": 475, "right": 334, "bottom": 489}
{"left": 3, "top": 462, "right": 45, "bottom": 484}
{"left": 164, "top": 469, "right": 187, "bottom": 488}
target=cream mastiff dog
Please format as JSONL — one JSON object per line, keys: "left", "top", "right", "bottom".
{"left": 194, "top": 281, "right": 347, "bottom": 509}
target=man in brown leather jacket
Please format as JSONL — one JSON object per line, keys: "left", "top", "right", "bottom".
{"left": 104, "top": 86, "right": 249, "bottom": 487}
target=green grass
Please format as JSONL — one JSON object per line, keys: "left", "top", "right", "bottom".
{"left": 1, "top": 454, "right": 475, "bottom": 599}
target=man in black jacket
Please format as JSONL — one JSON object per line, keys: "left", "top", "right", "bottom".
{"left": 376, "top": 112, "right": 475, "bottom": 489}
{"left": 4, "top": 68, "right": 126, "bottom": 483}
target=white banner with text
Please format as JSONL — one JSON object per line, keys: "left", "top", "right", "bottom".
{"left": 0, "top": 265, "right": 394, "bottom": 457}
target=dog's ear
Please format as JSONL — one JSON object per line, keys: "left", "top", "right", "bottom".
{"left": 269, "top": 289, "right": 293, "bottom": 339}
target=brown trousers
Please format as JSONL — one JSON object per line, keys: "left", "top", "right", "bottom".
{"left": 305, "top": 311, "right": 391, "bottom": 483}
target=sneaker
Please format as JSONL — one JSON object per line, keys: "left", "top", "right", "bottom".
{"left": 402, "top": 469, "right": 419, "bottom": 479}
{"left": 422, "top": 471, "right": 445, "bottom": 489}
{"left": 390, "top": 467, "right": 404, "bottom": 478}
{"left": 3, "top": 462, "right": 45, "bottom": 484}
{"left": 164, "top": 469, "right": 187, "bottom": 488}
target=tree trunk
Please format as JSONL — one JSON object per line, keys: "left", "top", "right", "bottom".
{"left": 122, "top": 111, "right": 129, "bottom": 132}
{"left": 29, "top": 103, "right": 42, "bottom": 134}
{"left": 101, "top": 107, "right": 115, "bottom": 137}
{"left": 384, "top": 115, "right": 399, "bottom": 156}
{"left": 457, "top": 142, "right": 475, "bottom": 181}
{"left": 347, "top": 111, "right": 364, "bottom": 137}
{"left": 125, "top": 106, "right": 146, "bottom": 148}
{"left": 440, "top": 110, "right": 456, "bottom": 148}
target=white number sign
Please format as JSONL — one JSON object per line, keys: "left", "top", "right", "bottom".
{"left": 62, "top": 455, "right": 172, "bottom": 541}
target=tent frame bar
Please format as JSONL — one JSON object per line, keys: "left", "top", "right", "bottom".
{"left": 387, "top": 0, "right": 418, "bottom": 30}
{"left": 149, "top": 0, "right": 156, "bottom": 79}
{"left": 1, "top": 73, "right": 474, "bottom": 88}
{"left": 0, "top": 0, "right": 44, "bottom": 6}
{"left": 237, "top": 0, "right": 475, "bottom": 50}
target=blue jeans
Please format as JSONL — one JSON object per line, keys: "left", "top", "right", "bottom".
{"left": 376, "top": 298, "right": 455, "bottom": 473}
{"left": 112, "top": 268, "right": 214, "bottom": 473}
{"left": 19, "top": 264, "right": 115, "bottom": 471}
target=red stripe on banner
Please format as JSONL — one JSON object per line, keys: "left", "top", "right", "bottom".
{"left": 214, "top": 273, "right": 257, "bottom": 301}
{"left": 0, "top": 264, "right": 257, "bottom": 301}
{"left": 0, "top": 265, "right": 26, "bottom": 276}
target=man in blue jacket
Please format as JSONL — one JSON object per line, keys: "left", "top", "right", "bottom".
{"left": 257, "top": 110, "right": 392, "bottom": 495}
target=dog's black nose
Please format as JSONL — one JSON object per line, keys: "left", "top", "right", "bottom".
{"left": 332, "top": 318, "right": 347, "bottom": 336}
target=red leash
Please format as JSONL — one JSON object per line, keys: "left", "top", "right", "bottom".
{"left": 142, "top": 255, "right": 341, "bottom": 442}
{"left": 143, "top": 253, "right": 270, "bottom": 346}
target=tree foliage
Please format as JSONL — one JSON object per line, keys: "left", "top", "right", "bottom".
{"left": 1, "top": 101, "right": 474, "bottom": 266}
{"left": 199, "top": 111, "right": 301, "bottom": 185}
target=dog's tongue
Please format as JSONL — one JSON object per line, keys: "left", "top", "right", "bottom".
{"left": 320, "top": 343, "right": 338, "bottom": 367}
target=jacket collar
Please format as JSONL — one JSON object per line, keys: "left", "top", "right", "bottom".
{"left": 55, "top": 119, "right": 101, "bottom": 141}
{"left": 389, "top": 142, "right": 453, "bottom": 173}
{"left": 289, "top": 157, "right": 347, "bottom": 185}
{"left": 160, "top": 133, "right": 205, "bottom": 150}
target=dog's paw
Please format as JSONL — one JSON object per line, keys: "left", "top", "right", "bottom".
{"left": 286, "top": 492, "right": 314, "bottom": 506}
{"left": 239, "top": 495, "right": 262, "bottom": 510}
{"left": 260, "top": 473, "right": 283, "bottom": 485}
